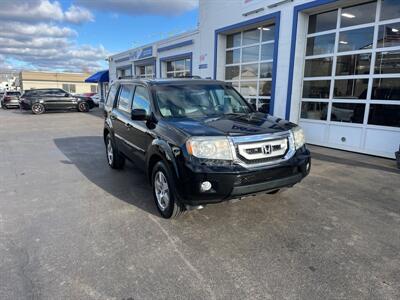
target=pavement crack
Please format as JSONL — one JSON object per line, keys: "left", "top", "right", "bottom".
{"left": 148, "top": 215, "right": 217, "bottom": 300}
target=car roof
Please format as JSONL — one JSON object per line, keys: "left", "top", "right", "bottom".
{"left": 114, "top": 78, "right": 229, "bottom": 86}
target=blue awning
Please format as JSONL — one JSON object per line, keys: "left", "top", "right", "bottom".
{"left": 85, "top": 70, "right": 109, "bottom": 83}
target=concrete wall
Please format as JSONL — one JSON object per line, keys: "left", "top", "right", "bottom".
{"left": 19, "top": 71, "right": 96, "bottom": 94}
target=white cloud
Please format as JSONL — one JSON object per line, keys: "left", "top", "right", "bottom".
{"left": 65, "top": 5, "right": 94, "bottom": 24}
{"left": 77, "top": 0, "right": 198, "bottom": 16}
{"left": 0, "top": 1, "right": 105, "bottom": 72}
{"left": 0, "top": 0, "right": 94, "bottom": 24}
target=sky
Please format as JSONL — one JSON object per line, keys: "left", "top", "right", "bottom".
{"left": 0, "top": 0, "right": 199, "bottom": 73}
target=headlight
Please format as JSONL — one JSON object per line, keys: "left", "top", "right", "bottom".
{"left": 186, "top": 137, "right": 233, "bottom": 160}
{"left": 292, "top": 126, "right": 306, "bottom": 150}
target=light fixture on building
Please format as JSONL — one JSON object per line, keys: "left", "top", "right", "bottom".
{"left": 339, "top": 41, "right": 348, "bottom": 44}
{"left": 392, "top": 28, "right": 399, "bottom": 33}
{"left": 341, "top": 13, "right": 356, "bottom": 18}
{"left": 267, "top": 0, "right": 293, "bottom": 9}
{"left": 257, "top": 27, "right": 270, "bottom": 31}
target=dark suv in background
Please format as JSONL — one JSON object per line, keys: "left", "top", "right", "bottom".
{"left": 20, "top": 88, "right": 96, "bottom": 114}
{"left": 1, "top": 91, "right": 21, "bottom": 109}
{"left": 104, "top": 78, "right": 311, "bottom": 218}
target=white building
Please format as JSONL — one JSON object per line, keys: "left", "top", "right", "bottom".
{"left": 109, "top": 0, "right": 400, "bottom": 159}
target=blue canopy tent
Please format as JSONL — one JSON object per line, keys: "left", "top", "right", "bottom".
{"left": 85, "top": 70, "right": 109, "bottom": 105}
{"left": 85, "top": 70, "right": 109, "bottom": 83}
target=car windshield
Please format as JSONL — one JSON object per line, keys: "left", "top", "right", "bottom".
{"left": 154, "top": 84, "right": 253, "bottom": 118}
{"left": 7, "top": 92, "right": 20, "bottom": 95}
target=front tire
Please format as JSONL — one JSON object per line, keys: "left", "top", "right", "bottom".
{"left": 105, "top": 134, "right": 125, "bottom": 169}
{"left": 31, "top": 103, "right": 45, "bottom": 115}
{"left": 152, "top": 161, "right": 184, "bottom": 219}
{"left": 78, "top": 102, "right": 89, "bottom": 112}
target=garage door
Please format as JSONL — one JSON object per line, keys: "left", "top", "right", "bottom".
{"left": 299, "top": 0, "right": 400, "bottom": 158}
{"left": 224, "top": 22, "right": 276, "bottom": 113}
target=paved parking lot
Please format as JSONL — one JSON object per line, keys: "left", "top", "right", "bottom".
{"left": 1, "top": 108, "right": 399, "bottom": 300}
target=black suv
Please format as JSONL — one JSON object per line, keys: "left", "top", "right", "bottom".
{"left": 104, "top": 78, "right": 311, "bottom": 218}
{"left": 20, "top": 88, "right": 96, "bottom": 114}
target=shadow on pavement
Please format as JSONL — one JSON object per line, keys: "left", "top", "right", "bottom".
{"left": 54, "top": 136, "right": 159, "bottom": 217}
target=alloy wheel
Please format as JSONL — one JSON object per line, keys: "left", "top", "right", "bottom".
{"left": 107, "top": 138, "right": 113, "bottom": 165}
{"left": 154, "top": 171, "right": 170, "bottom": 210}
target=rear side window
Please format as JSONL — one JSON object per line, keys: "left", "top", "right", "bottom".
{"left": 117, "top": 85, "right": 134, "bottom": 113}
{"left": 132, "top": 86, "right": 150, "bottom": 114}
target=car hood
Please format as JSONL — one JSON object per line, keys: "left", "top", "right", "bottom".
{"left": 162, "top": 112, "right": 295, "bottom": 137}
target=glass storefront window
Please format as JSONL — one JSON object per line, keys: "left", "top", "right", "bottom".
{"left": 340, "top": 2, "right": 377, "bottom": 28}
{"left": 372, "top": 78, "right": 400, "bottom": 100}
{"left": 375, "top": 51, "right": 400, "bottom": 74}
{"left": 240, "top": 82, "right": 258, "bottom": 97}
{"left": 336, "top": 54, "right": 371, "bottom": 76}
{"left": 261, "top": 24, "right": 275, "bottom": 42}
{"left": 338, "top": 27, "right": 374, "bottom": 52}
{"left": 303, "top": 80, "right": 331, "bottom": 98}
{"left": 260, "top": 63, "right": 273, "bottom": 78}
{"left": 224, "top": 21, "right": 276, "bottom": 113}
{"left": 380, "top": 0, "right": 400, "bottom": 21}
{"left": 226, "top": 49, "right": 240, "bottom": 64}
{"left": 227, "top": 33, "right": 241, "bottom": 48}
{"left": 225, "top": 66, "right": 240, "bottom": 80}
{"left": 165, "top": 58, "right": 191, "bottom": 78}
{"left": 368, "top": 104, "right": 400, "bottom": 127}
{"left": 331, "top": 103, "right": 365, "bottom": 123}
{"left": 243, "top": 28, "right": 260, "bottom": 45}
{"left": 333, "top": 79, "right": 369, "bottom": 99}
{"left": 304, "top": 57, "right": 333, "bottom": 77}
{"left": 259, "top": 81, "right": 272, "bottom": 97}
{"left": 377, "top": 22, "right": 400, "bottom": 48}
{"left": 261, "top": 43, "right": 274, "bottom": 61}
{"left": 306, "top": 34, "right": 335, "bottom": 56}
{"left": 308, "top": 10, "right": 337, "bottom": 34}
{"left": 241, "top": 64, "right": 258, "bottom": 79}
{"left": 242, "top": 45, "right": 259, "bottom": 62}
{"left": 301, "top": 102, "right": 328, "bottom": 120}
{"left": 303, "top": 0, "right": 400, "bottom": 129}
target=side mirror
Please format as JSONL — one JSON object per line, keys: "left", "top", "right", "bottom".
{"left": 64, "top": 93, "right": 70, "bottom": 97}
{"left": 131, "top": 108, "right": 148, "bottom": 121}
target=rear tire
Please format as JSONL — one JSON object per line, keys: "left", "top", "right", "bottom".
{"left": 78, "top": 102, "right": 89, "bottom": 112}
{"left": 31, "top": 103, "right": 45, "bottom": 115}
{"left": 105, "top": 134, "right": 125, "bottom": 169}
{"left": 152, "top": 161, "right": 184, "bottom": 219}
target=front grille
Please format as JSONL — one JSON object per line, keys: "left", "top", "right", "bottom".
{"left": 235, "top": 137, "right": 289, "bottom": 165}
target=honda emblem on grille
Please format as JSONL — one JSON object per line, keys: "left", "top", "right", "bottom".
{"left": 263, "top": 144, "right": 272, "bottom": 155}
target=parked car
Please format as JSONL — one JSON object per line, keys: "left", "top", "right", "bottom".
{"left": 80, "top": 92, "right": 100, "bottom": 106}
{"left": 20, "top": 88, "right": 96, "bottom": 115}
{"left": 103, "top": 78, "right": 311, "bottom": 218}
{"left": 1, "top": 91, "right": 21, "bottom": 109}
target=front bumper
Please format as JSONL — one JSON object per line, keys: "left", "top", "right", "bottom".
{"left": 177, "top": 147, "right": 311, "bottom": 206}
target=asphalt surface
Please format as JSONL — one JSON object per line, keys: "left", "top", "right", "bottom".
{"left": 0, "top": 108, "right": 399, "bottom": 300}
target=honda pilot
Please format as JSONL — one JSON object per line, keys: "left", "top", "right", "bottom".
{"left": 103, "top": 78, "right": 311, "bottom": 218}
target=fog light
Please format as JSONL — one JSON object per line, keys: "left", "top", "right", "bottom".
{"left": 200, "top": 181, "right": 212, "bottom": 192}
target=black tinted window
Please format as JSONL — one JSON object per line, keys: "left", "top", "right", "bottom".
{"left": 117, "top": 85, "right": 134, "bottom": 113}
{"left": 132, "top": 86, "right": 150, "bottom": 113}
